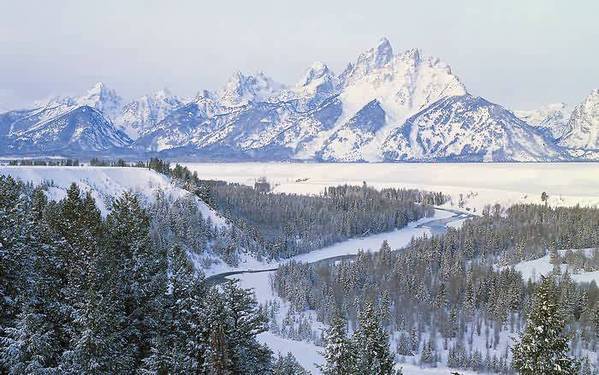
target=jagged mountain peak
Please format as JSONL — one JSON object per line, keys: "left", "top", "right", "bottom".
{"left": 559, "top": 89, "right": 599, "bottom": 150}
{"left": 81, "top": 81, "right": 120, "bottom": 102}
{"left": 359, "top": 37, "right": 394, "bottom": 68}
{"left": 116, "top": 89, "right": 183, "bottom": 139}
{"left": 346, "top": 37, "right": 394, "bottom": 79}
{"left": 219, "top": 71, "right": 285, "bottom": 106}
{"left": 514, "top": 102, "right": 571, "bottom": 140}
{"left": 396, "top": 48, "right": 421, "bottom": 66}
{"left": 76, "top": 82, "right": 123, "bottom": 120}
{"left": 299, "top": 62, "right": 333, "bottom": 87}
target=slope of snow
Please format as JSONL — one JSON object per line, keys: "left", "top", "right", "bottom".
{"left": 382, "top": 95, "right": 565, "bottom": 162}
{"left": 0, "top": 166, "right": 226, "bottom": 228}
{"left": 506, "top": 249, "right": 599, "bottom": 284}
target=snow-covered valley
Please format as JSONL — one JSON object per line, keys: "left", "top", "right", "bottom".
{"left": 225, "top": 208, "right": 470, "bottom": 374}
{"left": 2, "top": 163, "right": 598, "bottom": 374}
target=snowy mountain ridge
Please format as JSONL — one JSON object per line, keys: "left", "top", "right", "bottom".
{"left": 1, "top": 38, "right": 598, "bottom": 161}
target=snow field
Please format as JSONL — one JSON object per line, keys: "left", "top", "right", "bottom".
{"left": 183, "top": 162, "right": 599, "bottom": 214}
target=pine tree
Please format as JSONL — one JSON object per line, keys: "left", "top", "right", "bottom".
{"left": 146, "top": 244, "right": 208, "bottom": 374}
{"left": 0, "top": 189, "right": 63, "bottom": 373}
{"left": 220, "top": 280, "right": 271, "bottom": 374}
{"left": 272, "top": 352, "right": 309, "bottom": 375}
{"left": 353, "top": 302, "right": 395, "bottom": 375}
{"left": 512, "top": 276, "right": 580, "bottom": 374}
{"left": 105, "top": 192, "right": 168, "bottom": 369}
{"left": 319, "top": 314, "right": 355, "bottom": 375}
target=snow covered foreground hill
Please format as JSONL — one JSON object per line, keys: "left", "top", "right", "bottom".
{"left": 1, "top": 39, "right": 597, "bottom": 161}
{"left": 0, "top": 166, "right": 225, "bottom": 225}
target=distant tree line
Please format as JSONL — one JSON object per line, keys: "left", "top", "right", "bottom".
{"left": 7, "top": 158, "right": 81, "bottom": 166}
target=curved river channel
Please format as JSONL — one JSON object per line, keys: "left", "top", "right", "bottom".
{"left": 206, "top": 207, "right": 475, "bottom": 284}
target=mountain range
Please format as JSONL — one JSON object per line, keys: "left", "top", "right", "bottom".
{"left": 1, "top": 38, "right": 598, "bottom": 162}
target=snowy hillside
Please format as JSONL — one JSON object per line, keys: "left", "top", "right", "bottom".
{"left": 381, "top": 95, "right": 565, "bottom": 162}
{"left": 500, "top": 249, "right": 599, "bottom": 285}
{"left": 0, "top": 105, "right": 131, "bottom": 155}
{"left": 0, "top": 166, "right": 226, "bottom": 227}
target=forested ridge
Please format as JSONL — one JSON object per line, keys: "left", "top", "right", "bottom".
{"left": 147, "top": 158, "right": 446, "bottom": 260}
{"left": 273, "top": 204, "right": 599, "bottom": 373}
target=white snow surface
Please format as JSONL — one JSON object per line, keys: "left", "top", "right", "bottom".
{"left": 515, "top": 102, "right": 572, "bottom": 140}
{"left": 505, "top": 249, "right": 599, "bottom": 285}
{"left": 184, "top": 162, "right": 599, "bottom": 214}
{"left": 0, "top": 166, "right": 226, "bottom": 227}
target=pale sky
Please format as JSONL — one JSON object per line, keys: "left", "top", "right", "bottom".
{"left": 1, "top": 0, "right": 597, "bottom": 111}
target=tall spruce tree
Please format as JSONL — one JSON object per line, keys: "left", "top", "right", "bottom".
{"left": 105, "top": 192, "right": 168, "bottom": 369}
{"left": 319, "top": 314, "right": 355, "bottom": 375}
{"left": 220, "top": 280, "right": 271, "bottom": 374}
{"left": 512, "top": 276, "right": 580, "bottom": 374}
{"left": 272, "top": 352, "right": 309, "bottom": 375}
{"left": 353, "top": 302, "right": 395, "bottom": 375}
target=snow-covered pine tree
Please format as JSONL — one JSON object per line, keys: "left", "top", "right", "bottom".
{"left": 220, "top": 280, "right": 271, "bottom": 374}
{"left": 0, "top": 188, "right": 64, "bottom": 373}
{"left": 150, "top": 244, "right": 208, "bottom": 374}
{"left": 104, "top": 191, "right": 168, "bottom": 369}
{"left": 319, "top": 314, "right": 355, "bottom": 375}
{"left": 512, "top": 276, "right": 580, "bottom": 374}
{"left": 272, "top": 352, "right": 309, "bottom": 375}
{"left": 353, "top": 302, "right": 395, "bottom": 375}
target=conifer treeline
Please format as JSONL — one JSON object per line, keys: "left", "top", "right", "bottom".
{"left": 273, "top": 204, "right": 599, "bottom": 373}
{"left": 0, "top": 176, "right": 284, "bottom": 374}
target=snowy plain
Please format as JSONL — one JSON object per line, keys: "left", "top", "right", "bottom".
{"left": 502, "top": 249, "right": 599, "bottom": 285}
{"left": 184, "top": 162, "right": 599, "bottom": 214}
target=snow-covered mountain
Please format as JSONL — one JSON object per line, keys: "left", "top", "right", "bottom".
{"left": 116, "top": 89, "right": 183, "bottom": 139}
{"left": 514, "top": 103, "right": 572, "bottom": 140}
{"left": 76, "top": 82, "right": 123, "bottom": 121}
{"left": 218, "top": 71, "right": 285, "bottom": 107}
{"left": 1, "top": 39, "right": 597, "bottom": 161}
{"left": 559, "top": 89, "right": 599, "bottom": 150}
{"left": 381, "top": 95, "right": 564, "bottom": 162}
{"left": 0, "top": 105, "right": 131, "bottom": 155}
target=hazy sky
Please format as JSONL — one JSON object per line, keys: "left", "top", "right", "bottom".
{"left": 1, "top": 0, "right": 598, "bottom": 111}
